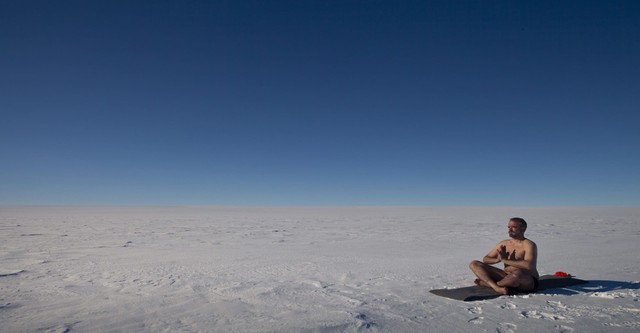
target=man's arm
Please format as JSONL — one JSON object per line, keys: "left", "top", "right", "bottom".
{"left": 482, "top": 243, "right": 503, "bottom": 265}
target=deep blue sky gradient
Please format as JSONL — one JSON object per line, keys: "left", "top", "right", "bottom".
{"left": 1, "top": 1, "right": 639, "bottom": 205}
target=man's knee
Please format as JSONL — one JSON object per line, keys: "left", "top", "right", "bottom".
{"left": 509, "top": 269, "right": 526, "bottom": 279}
{"left": 469, "top": 260, "right": 483, "bottom": 270}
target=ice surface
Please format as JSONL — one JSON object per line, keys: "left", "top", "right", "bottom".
{"left": 1, "top": 206, "right": 639, "bottom": 332}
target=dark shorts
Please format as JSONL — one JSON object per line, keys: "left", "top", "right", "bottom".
{"left": 509, "top": 276, "right": 539, "bottom": 295}
{"left": 521, "top": 277, "right": 539, "bottom": 294}
{"left": 531, "top": 277, "right": 539, "bottom": 293}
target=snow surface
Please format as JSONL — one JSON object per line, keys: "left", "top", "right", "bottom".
{"left": 1, "top": 206, "right": 639, "bottom": 332}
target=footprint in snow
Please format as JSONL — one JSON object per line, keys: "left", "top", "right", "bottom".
{"left": 354, "top": 313, "right": 377, "bottom": 330}
{"left": 42, "top": 323, "right": 77, "bottom": 333}
{"left": 499, "top": 302, "right": 517, "bottom": 309}
{"left": 496, "top": 322, "right": 517, "bottom": 333}
{"left": 554, "top": 324, "right": 574, "bottom": 333}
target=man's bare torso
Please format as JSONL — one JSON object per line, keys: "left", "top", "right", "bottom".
{"left": 498, "top": 238, "right": 539, "bottom": 279}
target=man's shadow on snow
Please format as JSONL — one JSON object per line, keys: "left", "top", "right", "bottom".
{"left": 541, "top": 280, "right": 640, "bottom": 296}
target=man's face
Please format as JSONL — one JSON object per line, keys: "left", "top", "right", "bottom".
{"left": 507, "top": 220, "right": 525, "bottom": 238}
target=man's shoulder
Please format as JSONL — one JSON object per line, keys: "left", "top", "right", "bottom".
{"left": 502, "top": 238, "right": 537, "bottom": 246}
{"left": 498, "top": 239, "right": 511, "bottom": 245}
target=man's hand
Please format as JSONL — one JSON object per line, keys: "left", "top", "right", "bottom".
{"left": 498, "top": 245, "right": 509, "bottom": 261}
{"left": 483, "top": 244, "right": 511, "bottom": 265}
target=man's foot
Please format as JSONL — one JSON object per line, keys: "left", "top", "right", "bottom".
{"left": 474, "top": 279, "right": 491, "bottom": 288}
{"left": 491, "top": 285, "right": 513, "bottom": 295}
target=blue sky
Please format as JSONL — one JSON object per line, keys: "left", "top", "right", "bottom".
{"left": 1, "top": 1, "right": 639, "bottom": 205}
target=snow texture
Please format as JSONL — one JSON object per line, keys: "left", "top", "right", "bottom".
{"left": 1, "top": 206, "right": 639, "bottom": 332}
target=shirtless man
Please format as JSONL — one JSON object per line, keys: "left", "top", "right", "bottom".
{"left": 469, "top": 217, "right": 539, "bottom": 295}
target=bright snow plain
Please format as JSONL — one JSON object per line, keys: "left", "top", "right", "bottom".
{"left": 1, "top": 206, "right": 639, "bottom": 332}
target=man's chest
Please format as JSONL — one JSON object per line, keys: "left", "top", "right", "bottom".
{"left": 504, "top": 242, "right": 527, "bottom": 259}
